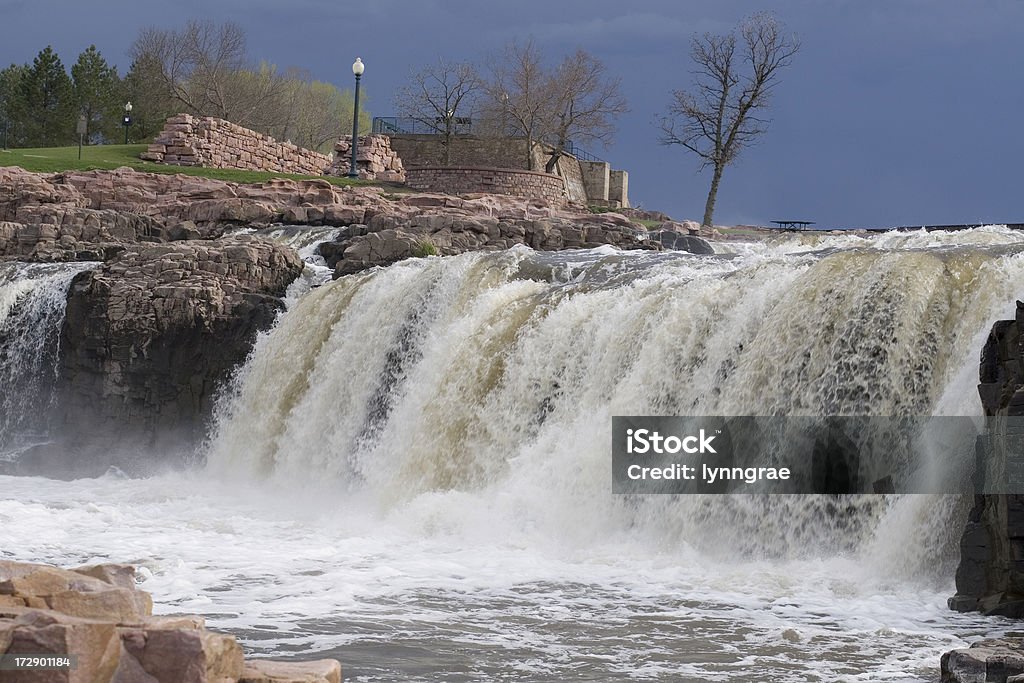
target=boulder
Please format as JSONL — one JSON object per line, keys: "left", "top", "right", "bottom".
{"left": 116, "top": 626, "right": 244, "bottom": 683}
{"left": 3, "top": 609, "right": 121, "bottom": 683}
{"left": 942, "top": 638, "right": 1024, "bottom": 682}
{"left": 0, "top": 560, "right": 343, "bottom": 683}
{"left": 240, "top": 659, "right": 342, "bottom": 683}
{"left": 0, "top": 561, "right": 151, "bottom": 623}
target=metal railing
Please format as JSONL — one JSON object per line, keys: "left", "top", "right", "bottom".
{"left": 372, "top": 116, "right": 474, "bottom": 135}
{"left": 563, "top": 141, "right": 604, "bottom": 163}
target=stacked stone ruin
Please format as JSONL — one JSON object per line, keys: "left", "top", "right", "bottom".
{"left": 328, "top": 135, "right": 406, "bottom": 181}
{"left": 141, "top": 115, "right": 332, "bottom": 176}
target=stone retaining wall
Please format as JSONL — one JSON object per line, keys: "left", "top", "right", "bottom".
{"left": 389, "top": 134, "right": 627, "bottom": 207}
{"left": 405, "top": 167, "right": 566, "bottom": 204}
{"left": 142, "top": 115, "right": 332, "bottom": 175}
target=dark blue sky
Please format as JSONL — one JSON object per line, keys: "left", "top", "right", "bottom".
{"left": 3, "top": 0, "right": 1023, "bottom": 228}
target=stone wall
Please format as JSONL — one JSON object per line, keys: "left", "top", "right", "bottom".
{"left": 141, "top": 115, "right": 332, "bottom": 175}
{"left": 405, "top": 167, "right": 567, "bottom": 205}
{"left": 326, "top": 135, "right": 405, "bottom": 181}
{"left": 389, "top": 134, "right": 627, "bottom": 207}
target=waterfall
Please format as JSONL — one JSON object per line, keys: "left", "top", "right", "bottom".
{"left": 204, "top": 227, "right": 1024, "bottom": 578}
{"left": 0, "top": 262, "right": 95, "bottom": 455}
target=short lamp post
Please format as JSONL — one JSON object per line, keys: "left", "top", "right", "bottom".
{"left": 122, "top": 101, "right": 133, "bottom": 145}
{"left": 348, "top": 57, "right": 364, "bottom": 179}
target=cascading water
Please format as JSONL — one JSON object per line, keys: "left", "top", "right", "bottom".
{"left": 245, "top": 225, "right": 341, "bottom": 293}
{"left": 3, "top": 228, "right": 1023, "bottom": 681}
{"left": 0, "top": 261, "right": 95, "bottom": 456}
{"left": 206, "top": 228, "right": 1022, "bottom": 558}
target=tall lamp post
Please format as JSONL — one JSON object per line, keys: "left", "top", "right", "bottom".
{"left": 122, "top": 101, "right": 133, "bottom": 145}
{"left": 348, "top": 58, "right": 364, "bottom": 179}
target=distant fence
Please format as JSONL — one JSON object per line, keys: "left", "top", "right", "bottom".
{"left": 372, "top": 117, "right": 474, "bottom": 135}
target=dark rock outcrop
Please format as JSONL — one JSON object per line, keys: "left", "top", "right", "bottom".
{"left": 12, "top": 237, "right": 302, "bottom": 476}
{"left": 646, "top": 229, "right": 716, "bottom": 254}
{"left": 949, "top": 302, "right": 1024, "bottom": 615}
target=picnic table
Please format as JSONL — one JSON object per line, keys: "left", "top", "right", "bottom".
{"left": 772, "top": 220, "right": 816, "bottom": 230}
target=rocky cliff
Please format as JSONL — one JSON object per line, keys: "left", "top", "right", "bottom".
{"left": 942, "top": 303, "right": 1024, "bottom": 681}
{"left": 0, "top": 166, "right": 679, "bottom": 271}
{"left": 948, "top": 302, "right": 1024, "bottom": 617}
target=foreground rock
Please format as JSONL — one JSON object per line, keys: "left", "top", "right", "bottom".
{"left": 0, "top": 560, "right": 341, "bottom": 683}
{"left": 941, "top": 638, "right": 1024, "bottom": 682}
{"left": 10, "top": 236, "right": 303, "bottom": 476}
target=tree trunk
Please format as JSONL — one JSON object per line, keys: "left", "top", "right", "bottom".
{"left": 702, "top": 165, "right": 724, "bottom": 228}
{"left": 544, "top": 150, "right": 562, "bottom": 174}
{"left": 525, "top": 135, "right": 534, "bottom": 170}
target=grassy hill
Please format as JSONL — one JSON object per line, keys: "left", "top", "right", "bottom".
{"left": 0, "top": 144, "right": 364, "bottom": 187}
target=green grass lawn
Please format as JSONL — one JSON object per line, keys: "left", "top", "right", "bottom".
{"left": 0, "top": 144, "right": 366, "bottom": 187}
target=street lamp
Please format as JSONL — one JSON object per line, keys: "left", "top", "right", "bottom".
{"left": 348, "top": 57, "right": 364, "bottom": 179}
{"left": 122, "top": 101, "right": 133, "bottom": 145}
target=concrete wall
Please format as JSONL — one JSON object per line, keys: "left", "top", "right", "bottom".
{"left": 388, "top": 135, "right": 532, "bottom": 171}
{"left": 141, "top": 115, "right": 331, "bottom": 175}
{"left": 580, "top": 161, "right": 610, "bottom": 202}
{"left": 553, "top": 155, "right": 588, "bottom": 205}
{"left": 610, "top": 170, "right": 630, "bottom": 209}
{"left": 405, "top": 167, "right": 567, "bottom": 205}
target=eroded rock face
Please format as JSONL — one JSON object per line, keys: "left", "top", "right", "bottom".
{"left": 1, "top": 560, "right": 335, "bottom": 683}
{"left": 0, "top": 167, "right": 667, "bottom": 274}
{"left": 11, "top": 237, "right": 302, "bottom": 476}
{"left": 949, "top": 302, "right": 1024, "bottom": 616}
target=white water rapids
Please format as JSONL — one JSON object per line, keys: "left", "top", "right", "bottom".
{"left": 3, "top": 227, "right": 1024, "bottom": 681}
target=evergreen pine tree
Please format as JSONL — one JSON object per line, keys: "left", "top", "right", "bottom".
{"left": 18, "top": 46, "right": 75, "bottom": 147}
{"left": 71, "top": 45, "right": 120, "bottom": 143}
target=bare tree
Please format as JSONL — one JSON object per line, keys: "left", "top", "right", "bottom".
{"left": 659, "top": 13, "right": 799, "bottom": 227}
{"left": 394, "top": 59, "right": 478, "bottom": 166}
{"left": 543, "top": 49, "right": 627, "bottom": 173}
{"left": 482, "top": 39, "right": 550, "bottom": 170}
{"left": 129, "top": 20, "right": 287, "bottom": 127}
{"left": 288, "top": 78, "right": 367, "bottom": 153}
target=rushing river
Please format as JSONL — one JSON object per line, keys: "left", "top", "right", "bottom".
{"left": 3, "top": 227, "right": 1024, "bottom": 681}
